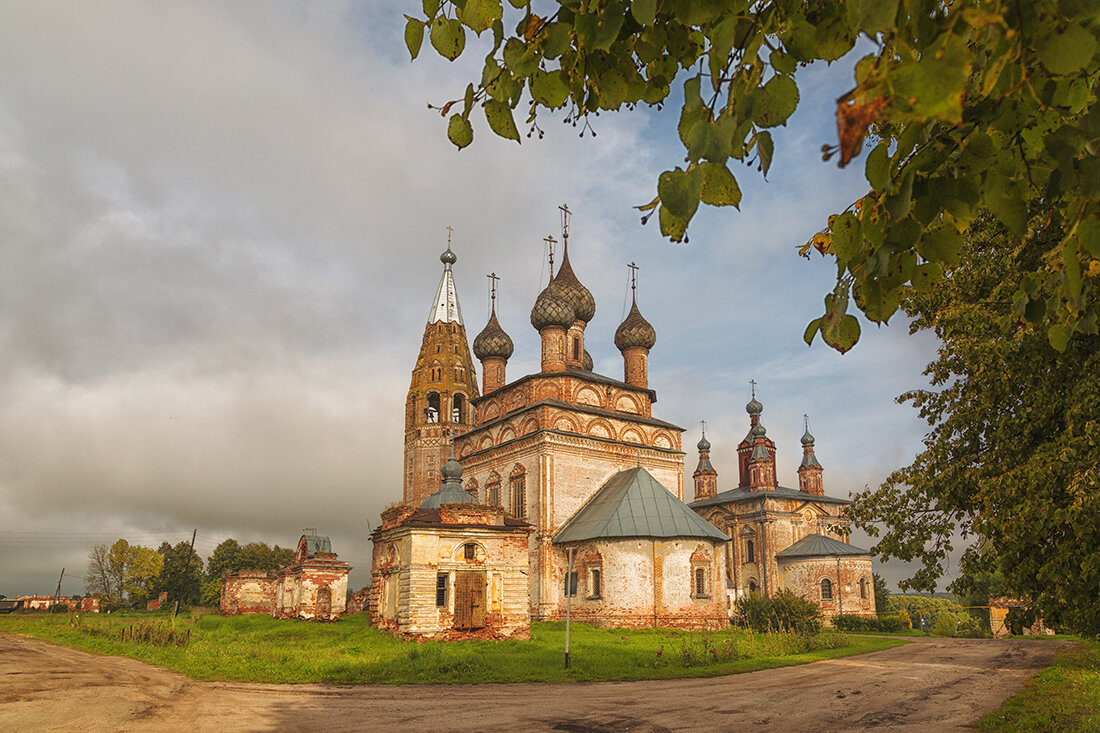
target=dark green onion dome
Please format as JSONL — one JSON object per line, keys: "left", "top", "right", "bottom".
{"left": 473, "top": 309, "right": 514, "bottom": 360}
{"left": 697, "top": 432, "right": 711, "bottom": 452}
{"left": 530, "top": 282, "right": 576, "bottom": 331}
{"left": 552, "top": 249, "right": 596, "bottom": 323}
{"left": 614, "top": 297, "right": 657, "bottom": 350}
{"left": 420, "top": 449, "right": 479, "bottom": 508}
{"left": 801, "top": 427, "right": 816, "bottom": 446}
{"left": 751, "top": 421, "right": 767, "bottom": 439}
{"left": 440, "top": 247, "right": 457, "bottom": 266}
{"left": 583, "top": 349, "right": 593, "bottom": 371}
{"left": 746, "top": 396, "right": 763, "bottom": 416}
{"left": 750, "top": 422, "right": 769, "bottom": 460}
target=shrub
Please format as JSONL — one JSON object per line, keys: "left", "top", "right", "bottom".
{"left": 833, "top": 614, "right": 910, "bottom": 633}
{"left": 49, "top": 603, "right": 69, "bottom": 614}
{"left": 734, "top": 589, "right": 822, "bottom": 635}
{"left": 110, "top": 620, "right": 191, "bottom": 648}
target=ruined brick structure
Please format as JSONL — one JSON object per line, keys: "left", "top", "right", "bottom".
{"left": 690, "top": 405, "right": 876, "bottom": 618}
{"left": 220, "top": 533, "right": 350, "bottom": 621}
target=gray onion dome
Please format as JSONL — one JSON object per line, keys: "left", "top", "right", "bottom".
{"left": 614, "top": 298, "right": 657, "bottom": 350}
{"left": 473, "top": 309, "right": 514, "bottom": 360}
{"left": 751, "top": 422, "right": 767, "bottom": 439}
{"left": 420, "top": 446, "right": 479, "bottom": 508}
{"left": 801, "top": 427, "right": 816, "bottom": 446}
{"left": 746, "top": 396, "right": 763, "bottom": 416}
{"left": 530, "top": 282, "right": 576, "bottom": 331}
{"left": 553, "top": 252, "right": 596, "bottom": 323}
{"left": 697, "top": 433, "right": 711, "bottom": 452}
{"left": 440, "top": 247, "right": 457, "bottom": 266}
{"left": 583, "top": 349, "right": 593, "bottom": 371}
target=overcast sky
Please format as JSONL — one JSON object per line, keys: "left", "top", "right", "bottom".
{"left": 0, "top": 2, "right": 953, "bottom": 598}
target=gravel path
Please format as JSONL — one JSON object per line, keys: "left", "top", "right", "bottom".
{"left": 0, "top": 632, "right": 1065, "bottom": 731}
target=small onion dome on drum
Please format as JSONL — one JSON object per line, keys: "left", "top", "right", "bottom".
{"left": 614, "top": 299, "right": 657, "bottom": 351}
{"left": 801, "top": 427, "right": 816, "bottom": 446}
{"left": 746, "top": 395, "right": 763, "bottom": 416}
{"left": 530, "top": 282, "right": 576, "bottom": 331}
{"left": 553, "top": 253, "right": 596, "bottom": 323}
{"left": 473, "top": 310, "right": 514, "bottom": 360}
{"left": 697, "top": 432, "right": 711, "bottom": 452}
{"left": 440, "top": 247, "right": 457, "bottom": 266}
{"left": 583, "top": 349, "right": 593, "bottom": 371}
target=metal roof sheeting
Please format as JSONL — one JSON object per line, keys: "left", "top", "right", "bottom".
{"left": 689, "top": 485, "right": 850, "bottom": 508}
{"left": 775, "top": 533, "right": 870, "bottom": 559}
{"left": 553, "top": 467, "right": 729, "bottom": 544}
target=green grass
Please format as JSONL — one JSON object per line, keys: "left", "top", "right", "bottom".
{"left": 975, "top": 640, "right": 1100, "bottom": 732}
{"left": 0, "top": 611, "right": 906, "bottom": 684}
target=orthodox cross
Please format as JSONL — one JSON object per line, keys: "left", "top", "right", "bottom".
{"left": 628, "top": 261, "right": 639, "bottom": 295}
{"left": 559, "top": 203, "right": 571, "bottom": 244}
{"left": 700, "top": 419, "right": 707, "bottom": 437}
{"left": 544, "top": 235, "right": 557, "bottom": 278}
{"left": 803, "top": 414, "right": 809, "bottom": 431}
{"left": 487, "top": 272, "right": 499, "bottom": 315}
{"left": 446, "top": 225, "right": 454, "bottom": 245}
{"left": 750, "top": 378, "right": 757, "bottom": 399}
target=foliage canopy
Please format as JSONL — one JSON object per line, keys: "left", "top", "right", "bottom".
{"left": 406, "top": 0, "right": 1100, "bottom": 352}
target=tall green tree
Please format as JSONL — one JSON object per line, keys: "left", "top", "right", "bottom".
{"left": 405, "top": 0, "right": 1100, "bottom": 352}
{"left": 848, "top": 212, "right": 1100, "bottom": 638}
{"left": 85, "top": 539, "right": 164, "bottom": 606}
{"left": 200, "top": 539, "right": 296, "bottom": 607}
{"left": 154, "top": 541, "right": 204, "bottom": 606}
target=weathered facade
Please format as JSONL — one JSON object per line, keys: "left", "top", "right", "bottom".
{"left": 220, "top": 533, "right": 350, "bottom": 620}
{"left": 689, "top": 405, "right": 875, "bottom": 618}
{"left": 370, "top": 452, "right": 533, "bottom": 638}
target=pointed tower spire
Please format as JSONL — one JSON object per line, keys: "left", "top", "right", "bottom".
{"left": 738, "top": 382, "right": 776, "bottom": 488}
{"left": 615, "top": 262, "right": 656, "bottom": 388}
{"left": 429, "top": 227, "right": 463, "bottom": 325}
{"left": 551, "top": 204, "right": 595, "bottom": 369}
{"left": 693, "top": 420, "right": 719, "bottom": 501}
{"left": 798, "top": 414, "right": 825, "bottom": 495}
{"left": 473, "top": 272, "right": 514, "bottom": 394}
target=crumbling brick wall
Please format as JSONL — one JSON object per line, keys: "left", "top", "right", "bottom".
{"left": 220, "top": 571, "right": 278, "bottom": 615}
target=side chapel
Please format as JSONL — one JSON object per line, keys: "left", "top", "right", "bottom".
{"left": 370, "top": 211, "right": 873, "bottom": 637}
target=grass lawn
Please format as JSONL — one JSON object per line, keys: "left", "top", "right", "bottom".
{"left": 0, "top": 611, "right": 906, "bottom": 685}
{"left": 975, "top": 640, "right": 1100, "bottom": 732}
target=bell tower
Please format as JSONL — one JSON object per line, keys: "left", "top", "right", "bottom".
{"left": 403, "top": 231, "right": 481, "bottom": 505}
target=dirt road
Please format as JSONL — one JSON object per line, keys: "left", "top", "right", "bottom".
{"left": 0, "top": 632, "right": 1064, "bottom": 732}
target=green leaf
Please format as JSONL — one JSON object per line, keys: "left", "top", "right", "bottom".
{"left": 803, "top": 317, "right": 824, "bottom": 346}
{"left": 463, "top": 84, "right": 475, "bottom": 117}
{"left": 575, "top": 3, "right": 625, "bottom": 52}
{"left": 540, "top": 22, "right": 572, "bottom": 59}
{"left": 1038, "top": 24, "right": 1097, "bottom": 76}
{"left": 447, "top": 114, "right": 473, "bottom": 149}
{"left": 657, "top": 167, "right": 702, "bottom": 221}
{"left": 1047, "top": 323, "right": 1070, "bottom": 352}
{"left": 597, "top": 69, "right": 628, "bottom": 109}
{"left": 483, "top": 100, "right": 520, "bottom": 142}
{"left": 831, "top": 212, "right": 862, "bottom": 268}
{"left": 885, "top": 167, "right": 914, "bottom": 219}
{"left": 697, "top": 162, "right": 741, "bottom": 208}
{"left": 917, "top": 226, "right": 962, "bottom": 266}
{"left": 752, "top": 74, "right": 799, "bottom": 128}
{"left": 631, "top": 0, "right": 656, "bottom": 26}
{"left": 430, "top": 17, "right": 466, "bottom": 61}
{"left": 404, "top": 18, "right": 425, "bottom": 61}
{"left": 892, "top": 33, "right": 970, "bottom": 122}
{"left": 457, "top": 0, "right": 502, "bottom": 35}
{"left": 1064, "top": 241, "right": 1082, "bottom": 300}
{"left": 822, "top": 314, "right": 861, "bottom": 354}
{"left": 1077, "top": 218, "right": 1100, "bottom": 259}
{"left": 866, "top": 141, "right": 890, "bottom": 192}
{"left": 658, "top": 203, "right": 689, "bottom": 242}
{"left": 756, "top": 131, "right": 774, "bottom": 176}
{"left": 859, "top": 0, "right": 898, "bottom": 35}
{"left": 530, "top": 70, "right": 569, "bottom": 108}
{"left": 423, "top": 0, "right": 440, "bottom": 16}
{"left": 770, "top": 49, "right": 796, "bottom": 76}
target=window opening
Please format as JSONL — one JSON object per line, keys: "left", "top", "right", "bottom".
{"left": 695, "top": 567, "right": 707, "bottom": 598}
{"left": 748, "top": 580, "right": 757, "bottom": 593}
{"left": 510, "top": 475, "right": 526, "bottom": 519}
{"left": 464, "top": 543, "right": 476, "bottom": 560}
{"left": 589, "top": 568, "right": 601, "bottom": 598}
{"left": 425, "top": 393, "right": 440, "bottom": 423}
{"left": 452, "top": 394, "right": 465, "bottom": 424}
{"left": 573, "top": 337, "right": 580, "bottom": 361}
{"left": 821, "top": 578, "right": 833, "bottom": 601}
{"left": 746, "top": 539, "right": 755, "bottom": 563}
{"left": 436, "top": 573, "right": 448, "bottom": 607}
{"left": 859, "top": 577, "right": 868, "bottom": 599}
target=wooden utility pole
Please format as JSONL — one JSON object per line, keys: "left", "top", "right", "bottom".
{"left": 172, "top": 529, "right": 197, "bottom": 619}
{"left": 564, "top": 547, "right": 574, "bottom": 669}
{"left": 53, "top": 568, "right": 65, "bottom": 606}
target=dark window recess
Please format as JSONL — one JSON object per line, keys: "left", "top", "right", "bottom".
{"left": 748, "top": 580, "right": 758, "bottom": 593}
{"left": 510, "top": 477, "right": 526, "bottom": 519}
{"left": 573, "top": 338, "right": 580, "bottom": 361}
{"left": 821, "top": 578, "right": 833, "bottom": 601}
{"left": 488, "top": 485, "right": 501, "bottom": 507}
{"left": 746, "top": 540, "right": 755, "bottom": 563}
{"left": 860, "top": 578, "right": 868, "bottom": 599}
{"left": 564, "top": 571, "right": 578, "bottom": 597}
{"left": 426, "top": 393, "right": 440, "bottom": 423}
{"left": 589, "top": 568, "right": 601, "bottom": 598}
{"left": 464, "top": 543, "right": 476, "bottom": 560}
{"left": 436, "top": 573, "right": 448, "bottom": 607}
{"left": 695, "top": 567, "right": 707, "bottom": 598}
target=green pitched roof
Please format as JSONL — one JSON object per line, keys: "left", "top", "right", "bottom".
{"left": 775, "top": 533, "right": 870, "bottom": 559}
{"left": 553, "top": 467, "right": 729, "bottom": 544}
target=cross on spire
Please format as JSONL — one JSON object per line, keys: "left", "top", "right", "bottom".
{"left": 487, "top": 272, "right": 499, "bottom": 314}
{"left": 700, "top": 419, "right": 707, "bottom": 435}
{"left": 803, "top": 413, "right": 809, "bottom": 431}
{"left": 544, "top": 235, "right": 557, "bottom": 278}
{"left": 559, "top": 203, "right": 571, "bottom": 244}
{"left": 750, "top": 379, "right": 757, "bottom": 399}
{"left": 446, "top": 225, "right": 454, "bottom": 245}
{"left": 628, "top": 261, "right": 639, "bottom": 295}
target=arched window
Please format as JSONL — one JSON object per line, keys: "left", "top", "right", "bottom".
{"left": 821, "top": 578, "right": 833, "bottom": 601}
{"left": 509, "top": 464, "right": 526, "bottom": 519}
{"left": 860, "top": 577, "right": 868, "bottom": 599}
{"left": 748, "top": 580, "right": 758, "bottom": 593}
{"left": 588, "top": 567, "right": 602, "bottom": 599}
{"left": 465, "top": 476, "right": 479, "bottom": 498}
{"left": 487, "top": 472, "right": 501, "bottom": 507}
{"left": 452, "top": 393, "right": 466, "bottom": 424}
{"left": 694, "top": 567, "right": 707, "bottom": 598}
{"left": 746, "top": 539, "right": 755, "bottom": 564}
{"left": 464, "top": 543, "right": 477, "bottom": 560}
{"left": 573, "top": 337, "right": 580, "bottom": 361}
{"left": 425, "top": 392, "right": 440, "bottom": 423}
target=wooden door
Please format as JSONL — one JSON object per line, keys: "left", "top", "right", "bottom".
{"left": 454, "top": 571, "right": 486, "bottom": 629}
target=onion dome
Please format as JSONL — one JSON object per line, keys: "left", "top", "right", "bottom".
{"left": 440, "top": 247, "right": 457, "bottom": 266}
{"left": 750, "top": 422, "right": 769, "bottom": 460}
{"left": 697, "top": 432, "right": 711, "bottom": 452}
{"left": 801, "top": 427, "right": 816, "bottom": 446}
{"left": 530, "top": 282, "right": 576, "bottom": 331}
{"left": 553, "top": 248, "right": 595, "bottom": 323}
{"left": 583, "top": 350, "right": 593, "bottom": 371}
{"left": 420, "top": 446, "right": 479, "bottom": 508}
{"left": 473, "top": 309, "right": 513, "bottom": 360}
{"left": 614, "top": 298, "right": 657, "bottom": 351}
{"left": 751, "top": 421, "right": 766, "bottom": 439}
{"left": 746, "top": 396, "right": 763, "bottom": 416}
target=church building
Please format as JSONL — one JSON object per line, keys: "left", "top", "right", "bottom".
{"left": 372, "top": 213, "right": 873, "bottom": 636}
